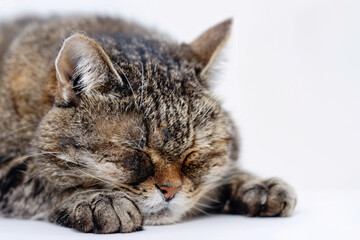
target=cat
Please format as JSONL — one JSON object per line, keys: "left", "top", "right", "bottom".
{"left": 0, "top": 16, "right": 296, "bottom": 233}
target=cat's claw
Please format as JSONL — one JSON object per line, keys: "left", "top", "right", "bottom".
{"left": 229, "top": 177, "right": 297, "bottom": 217}
{"left": 51, "top": 192, "right": 143, "bottom": 233}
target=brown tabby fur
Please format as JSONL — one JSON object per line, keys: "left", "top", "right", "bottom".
{"left": 0, "top": 16, "right": 296, "bottom": 233}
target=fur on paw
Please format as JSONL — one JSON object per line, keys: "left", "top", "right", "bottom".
{"left": 51, "top": 192, "right": 143, "bottom": 233}
{"left": 228, "top": 177, "right": 297, "bottom": 217}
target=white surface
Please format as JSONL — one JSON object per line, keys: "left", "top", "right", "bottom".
{"left": 1, "top": 189, "right": 359, "bottom": 240}
{"left": 0, "top": 0, "right": 359, "bottom": 239}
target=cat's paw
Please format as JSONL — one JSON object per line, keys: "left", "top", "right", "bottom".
{"left": 51, "top": 192, "right": 143, "bottom": 233}
{"left": 229, "top": 177, "right": 296, "bottom": 217}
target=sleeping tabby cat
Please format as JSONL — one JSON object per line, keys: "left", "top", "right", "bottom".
{"left": 0, "top": 16, "right": 296, "bottom": 233}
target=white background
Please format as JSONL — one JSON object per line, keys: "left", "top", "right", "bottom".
{"left": 0, "top": 0, "right": 359, "bottom": 239}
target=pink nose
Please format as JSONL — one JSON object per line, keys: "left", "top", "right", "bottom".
{"left": 158, "top": 185, "right": 181, "bottom": 200}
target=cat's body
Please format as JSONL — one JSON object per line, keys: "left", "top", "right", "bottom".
{"left": 0, "top": 16, "right": 296, "bottom": 233}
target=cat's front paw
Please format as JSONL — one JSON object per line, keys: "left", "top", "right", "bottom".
{"left": 51, "top": 192, "right": 143, "bottom": 233}
{"left": 229, "top": 177, "right": 296, "bottom": 217}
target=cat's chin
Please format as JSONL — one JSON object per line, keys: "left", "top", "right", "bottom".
{"left": 137, "top": 191, "right": 189, "bottom": 225}
{"left": 143, "top": 207, "right": 182, "bottom": 225}
{"left": 141, "top": 199, "right": 188, "bottom": 225}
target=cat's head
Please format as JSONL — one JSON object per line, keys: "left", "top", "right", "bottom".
{"left": 34, "top": 19, "right": 239, "bottom": 224}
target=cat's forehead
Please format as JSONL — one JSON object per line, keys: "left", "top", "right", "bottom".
{"left": 115, "top": 56, "right": 194, "bottom": 94}
{"left": 146, "top": 107, "right": 194, "bottom": 155}
{"left": 104, "top": 34, "right": 200, "bottom": 94}
{"left": 143, "top": 91, "right": 219, "bottom": 155}
{"left": 93, "top": 92, "right": 211, "bottom": 156}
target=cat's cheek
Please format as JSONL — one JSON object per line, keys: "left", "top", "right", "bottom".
{"left": 181, "top": 161, "right": 204, "bottom": 186}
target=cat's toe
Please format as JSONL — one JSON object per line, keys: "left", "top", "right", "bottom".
{"left": 90, "top": 194, "right": 121, "bottom": 233}
{"left": 112, "top": 194, "right": 143, "bottom": 233}
{"left": 229, "top": 179, "right": 268, "bottom": 216}
{"left": 73, "top": 203, "right": 94, "bottom": 232}
{"left": 260, "top": 177, "right": 297, "bottom": 217}
{"left": 229, "top": 177, "right": 296, "bottom": 217}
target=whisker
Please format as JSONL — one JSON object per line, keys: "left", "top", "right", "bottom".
{"left": 76, "top": 168, "right": 116, "bottom": 188}
{"left": 192, "top": 94, "right": 215, "bottom": 122}
{"left": 194, "top": 201, "right": 217, "bottom": 209}
{"left": 1, "top": 124, "right": 37, "bottom": 139}
{"left": 138, "top": 61, "right": 145, "bottom": 107}
{"left": 60, "top": 188, "right": 114, "bottom": 204}
{"left": 201, "top": 195, "right": 221, "bottom": 203}
{"left": 195, "top": 97, "right": 221, "bottom": 129}
{"left": 192, "top": 205, "right": 210, "bottom": 216}
{"left": 115, "top": 62, "right": 139, "bottom": 109}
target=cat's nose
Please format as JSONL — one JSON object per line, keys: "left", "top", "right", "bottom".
{"left": 157, "top": 184, "right": 181, "bottom": 201}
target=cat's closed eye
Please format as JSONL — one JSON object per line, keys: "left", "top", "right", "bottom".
{"left": 182, "top": 151, "right": 203, "bottom": 181}
{"left": 96, "top": 149, "right": 154, "bottom": 185}
{"left": 183, "top": 151, "right": 199, "bottom": 164}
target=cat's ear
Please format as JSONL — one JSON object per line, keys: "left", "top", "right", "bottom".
{"left": 55, "top": 33, "right": 121, "bottom": 103}
{"left": 187, "top": 18, "right": 232, "bottom": 77}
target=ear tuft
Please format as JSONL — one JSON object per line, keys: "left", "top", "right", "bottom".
{"left": 189, "top": 18, "right": 233, "bottom": 77}
{"left": 55, "top": 33, "right": 121, "bottom": 103}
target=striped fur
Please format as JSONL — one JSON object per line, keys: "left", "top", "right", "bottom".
{"left": 0, "top": 16, "right": 296, "bottom": 233}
